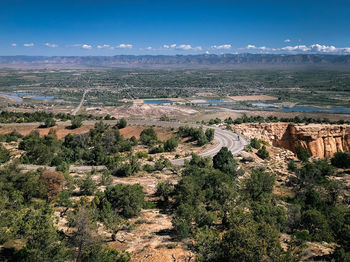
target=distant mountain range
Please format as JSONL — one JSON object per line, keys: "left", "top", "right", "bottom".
{"left": 1, "top": 54, "right": 350, "bottom": 68}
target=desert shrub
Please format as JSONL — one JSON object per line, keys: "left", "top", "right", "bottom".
{"left": 331, "top": 152, "right": 350, "bottom": 168}
{"left": 296, "top": 145, "right": 311, "bottom": 162}
{"left": 288, "top": 160, "right": 297, "bottom": 172}
{"left": 79, "top": 174, "right": 97, "bottom": 196}
{"left": 164, "top": 137, "right": 178, "bottom": 152}
{"left": 155, "top": 180, "right": 174, "bottom": 201}
{"left": 116, "top": 118, "right": 127, "bottom": 129}
{"left": 250, "top": 138, "right": 261, "bottom": 149}
{"left": 148, "top": 145, "right": 164, "bottom": 154}
{"left": 43, "top": 118, "right": 56, "bottom": 128}
{"left": 244, "top": 170, "right": 275, "bottom": 201}
{"left": 104, "top": 184, "right": 145, "bottom": 218}
{"left": 0, "top": 145, "right": 10, "bottom": 164}
{"left": 70, "top": 117, "right": 83, "bottom": 129}
{"left": 135, "top": 151, "right": 148, "bottom": 159}
{"left": 142, "top": 164, "right": 154, "bottom": 173}
{"left": 140, "top": 128, "right": 158, "bottom": 146}
{"left": 205, "top": 128, "right": 215, "bottom": 142}
{"left": 257, "top": 145, "right": 270, "bottom": 159}
{"left": 213, "top": 147, "right": 237, "bottom": 175}
{"left": 39, "top": 170, "right": 65, "bottom": 201}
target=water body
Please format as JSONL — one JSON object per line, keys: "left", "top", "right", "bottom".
{"left": 281, "top": 106, "right": 350, "bottom": 114}
{"left": 198, "top": 99, "right": 235, "bottom": 105}
{"left": 30, "top": 96, "right": 56, "bottom": 100}
{"left": 144, "top": 100, "right": 173, "bottom": 104}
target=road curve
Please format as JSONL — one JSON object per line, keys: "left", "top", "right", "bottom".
{"left": 0, "top": 119, "right": 248, "bottom": 166}
{"left": 128, "top": 120, "right": 248, "bottom": 165}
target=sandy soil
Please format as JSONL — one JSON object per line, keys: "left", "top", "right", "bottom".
{"left": 119, "top": 126, "right": 174, "bottom": 140}
{"left": 86, "top": 104, "right": 198, "bottom": 120}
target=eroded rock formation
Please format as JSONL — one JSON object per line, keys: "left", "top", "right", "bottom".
{"left": 232, "top": 123, "right": 350, "bottom": 158}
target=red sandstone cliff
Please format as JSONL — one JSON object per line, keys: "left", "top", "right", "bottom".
{"left": 232, "top": 123, "right": 350, "bottom": 158}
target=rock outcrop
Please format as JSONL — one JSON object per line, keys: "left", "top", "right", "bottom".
{"left": 232, "top": 123, "right": 350, "bottom": 158}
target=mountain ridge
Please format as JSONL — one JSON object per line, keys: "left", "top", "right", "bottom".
{"left": 1, "top": 54, "right": 350, "bottom": 68}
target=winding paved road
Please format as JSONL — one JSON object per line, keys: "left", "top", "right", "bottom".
{"left": 1, "top": 119, "right": 248, "bottom": 166}
{"left": 128, "top": 120, "right": 248, "bottom": 165}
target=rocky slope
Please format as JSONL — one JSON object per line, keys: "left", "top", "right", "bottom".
{"left": 232, "top": 123, "right": 350, "bottom": 158}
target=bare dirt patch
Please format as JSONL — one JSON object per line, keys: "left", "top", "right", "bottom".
{"left": 86, "top": 104, "right": 198, "bottom": 120}
{"left": 119, "top": 126, "right": 174, "bottom": 141}
{"left": 104, "top": 173, "right": 194, "bottom": 261}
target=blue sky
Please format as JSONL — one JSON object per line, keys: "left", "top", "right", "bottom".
{"left": 0, "top": 0, "right": 349, "bottom": 55}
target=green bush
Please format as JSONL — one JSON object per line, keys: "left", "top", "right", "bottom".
{"left": 287, "top": 160, "right": 297, "bottom": 172}
{"left": 164, "top": 137, "right": 178, "bottom": 152}
{"left": 116, "top": 118, "right": 127, "bottom": 129}
{"left": 0, "top": 145, "right": 10, "bottom": 164}
{"left": 257, "top": 145, "right": 270, "bottom": 159}
{"left": 213, "top": 147, "right": 237, "bottom": 175}
{"left": 70, "top": 117, "right": 83, "bottom": 129}
{"left": 250, "top": 138, "right": 261, "bottom": 149}
{"left": 331, "top": 152, "right": 350, "bottom": 168}
{"left": 205, "top": 128, "right": 215, "bottom": 142}
{"left": 43, "top": 118, "right": 56, "bottom": 128}
{"left": 140, "top": 128, "right": 158, "bottom": 146}
{"left": 296, "top": 145, "right": 311, "bottom": 162}
{"left": 104, "top": 184, "right": 145, "bottom": 218}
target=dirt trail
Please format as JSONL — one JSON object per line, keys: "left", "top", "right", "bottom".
{"left": 72, "top": 89, "right": 88, "bottom": 115}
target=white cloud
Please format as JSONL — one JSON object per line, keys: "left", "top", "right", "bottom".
{"left": 236, "top": 43, "right": 350, "bottom": 54}
{"left": 310, "top": 44, "right": 337, "bottom": 53}
{"left": 177, "top": 44, "right": 192, "bottom": 50}
{"left": 205, "top": 50, "right": 210, "bottom": 54}
{"left": 244, "top": 45, "right": 273, "bottom": 51}
{"left": 23, "top": 43, "right": 34, "bottom": 47}
{"left": 81, "top": 44, "right": 92, "bottom": 49}
{"left": 97, "top": 44, "right": 110, "bottom": 49}
{"left": 11, "top": 43, "right": 17, "bottom": 47}
{"left": 162, "top": 43, "right": 201, "bottom": 51}
{"left": 117, "top": 44, "right": 132, "bottom": 49}
{"left": 145, "top": 46, "right": 152, "bottom": 50}
{"left": 163, "top": 44, "right": 176, "bottom": 49}
{"left": 175, "top": 44, "right": 202, "bottom": 51}
{"left": 45, "top": 43, "right": 58, "bottom": 48}
{"left": 284, "top": 39, "right": 291, "bottom": 43}
{"left": 281, "top": 45, "right": 310, "bottom": 52}
{"left": 211, "top": 44, "right": 231, "bottom": 50}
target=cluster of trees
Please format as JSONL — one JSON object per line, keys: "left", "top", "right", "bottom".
{"left": 161, "top": 149, "right": 302, "bottom": 261}
{"left": 178, "top": 126, "right": 214, "bottom": 146}
{"left": 19, "top": 121, "right": 136, "bottom": 170}
{"left": 0, "top": 162, "right": 135, "bottom": 261}
{"left": 331, "top": 151, "right": 350, "bottom": 168}
{"left": 224, "top": 114, "right": 350, "bottom": 125}
{"left": 139, "top": 127, "right": 179, "bottom": 154}
{"left": 155, "top": 147, "right": 350, "bottom": 260}
{"left": 250, "top": 138, "right": 270, "bottom": 159}
{"left": 286, "top": 159, "right": 350, "bottom": 261}
{"left": 0, "top": 111, "right": 99, "bottom": 123}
